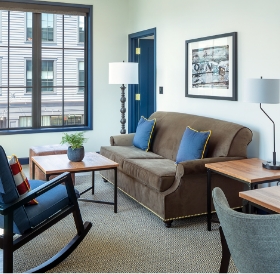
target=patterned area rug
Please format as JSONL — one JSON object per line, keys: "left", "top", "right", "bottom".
{"left": 11, "top": 173, "right": 237, "bottom": 273}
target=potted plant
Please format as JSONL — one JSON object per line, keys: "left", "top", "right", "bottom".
{"left": 61, "top": 131, "right": 88, "bottom": 162}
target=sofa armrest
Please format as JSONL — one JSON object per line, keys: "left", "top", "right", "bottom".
{"left": 176, "top": 157, "right": 244, "bottom": 178}
{"left": 110, "top": 133, "right": 135, "bottom": 146}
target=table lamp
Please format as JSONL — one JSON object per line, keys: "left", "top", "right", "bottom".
{"left": 245, "top": 77, "right": 280, "bottom": 169}
{"left": 109, "top": 62, "right": 138, "bottom": 134}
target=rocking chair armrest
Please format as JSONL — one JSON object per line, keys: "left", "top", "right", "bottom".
{"left": 0, "top": 172, "right": 73, "bottom": 215}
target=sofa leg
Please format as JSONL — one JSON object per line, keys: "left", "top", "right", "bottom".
{"left": 164, "top": 220, "right": 173, "bottom": 228}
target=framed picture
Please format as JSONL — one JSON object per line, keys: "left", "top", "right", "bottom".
{"left": 185, "top": 32, "right": 237, "bottom": 101}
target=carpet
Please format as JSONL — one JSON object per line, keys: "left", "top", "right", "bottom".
{"left": 11, "top": 173, "right": 237, "bottom": 273}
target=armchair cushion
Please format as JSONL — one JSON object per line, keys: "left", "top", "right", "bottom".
{"left": 26, "top": 180, "right": 79, "bottom": 227}
{"left": 175, "top": 126, "right": 211, "bottom": 164}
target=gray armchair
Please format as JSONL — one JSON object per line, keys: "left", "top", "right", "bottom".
{"left": 212, "top": 187, "right": 280, "bottom": 273}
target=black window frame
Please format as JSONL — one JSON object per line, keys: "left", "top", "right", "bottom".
{"left": 0, "top": 0, "right": 93, "bottom": 135}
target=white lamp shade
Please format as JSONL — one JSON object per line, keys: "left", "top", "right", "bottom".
{"left": 109, "top": 62, "right": 139, "bottom": 84}
{"left": 245, "top": 78, "right": 280, "bottom": 104}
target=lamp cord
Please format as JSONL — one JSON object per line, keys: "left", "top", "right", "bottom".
{"left": 260, "top": 103, "right": 276, "bottom": 165}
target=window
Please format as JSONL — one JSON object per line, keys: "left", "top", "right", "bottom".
{"left": 26, "top": 60, "right": 32, "bottom": 92}
{"left": 27, "top": 12, "right": 54, "bottom": 42}
{"left": 0, "top": 1, "right": 92, "bottom": 133}
{"left": 26, "top": 12, "right": 32, "bottom": 41}
{"left": 41, "top": 60, "right": 54, "bottom": 92}
{"left": 27, "top": 60, "right": 54, "bottom": 93}
{"left": 78, "top": 61, "right": 84, "bottom": 92}
{"left": 41, "top": 13, "right": 54, "bottom": 42}
{"left": 78, "top": 16, "right": 84, "bottom": 43}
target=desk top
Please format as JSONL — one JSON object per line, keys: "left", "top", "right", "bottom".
{"left": 239, "top": 186, "right": 280, "bottom": 213}
{"left": 205, "top": 158, "right": 280, "bottom": 184}
{"left": 32, "top": 152, "right": 118, "bottom": 174}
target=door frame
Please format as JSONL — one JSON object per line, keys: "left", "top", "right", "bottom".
{"left": 128, "top": 28, "right": 156, "bottom": 133}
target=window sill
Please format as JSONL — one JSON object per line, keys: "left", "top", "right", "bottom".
{"left": 0, "top": 125, "right": 92, "bottom": 135}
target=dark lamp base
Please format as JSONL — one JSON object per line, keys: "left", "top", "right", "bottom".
{"left": 262, "top": 161, "right": 280, "bottom": 170}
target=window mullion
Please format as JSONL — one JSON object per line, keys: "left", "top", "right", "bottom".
{"left": 32, "top": 13, "right": 41, "bottom": 128}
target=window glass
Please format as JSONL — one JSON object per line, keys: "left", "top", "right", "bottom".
{"left": 26, "top": 60, "right": 32, "bottom": 92}
{"left": 42, "top": 13, "right": 54, "bottom": 42}
{"left": 41, "top": 60, "right": 54, "bottom": 92}
{"left": 78, "top": 61, "right": 84, "bottom": 92}
{"left": 0, "top": 5, "right": 91, "bottom": 132}
{"left": 26, "top": 12, "right": 32, "bottom": 41}
{"left": 79, "top": 16, "right": 84, "bottom": 43}
{"left": 27, "top": 12, "right": 54, "bottom": 42}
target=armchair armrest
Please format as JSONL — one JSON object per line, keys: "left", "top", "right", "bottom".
{"left": 0, "top": 172, "right": 73, "bottom": 215}
{"left": 176, "top": 157, "right": 244, "bottom": 178}
{"left": 110, "top": 133, "right": 135, "bottom": 146}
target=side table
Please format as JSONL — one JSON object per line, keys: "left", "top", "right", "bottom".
{"left": 205, "top": 158, "right": 280, "bottom": 231}
{"left": 239, "top": 185, "right": 280, "bottom": 213}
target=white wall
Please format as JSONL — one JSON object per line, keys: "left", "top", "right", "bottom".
{"left": 0, "top": 0, "right": 129, "bottom": 157}
{"left": 127, "top": 0, "right": 280, "bottom": 161}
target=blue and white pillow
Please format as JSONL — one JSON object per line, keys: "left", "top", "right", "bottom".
{"left": 133, "top": 116, "right": 156, "bottom": 151}
{"left": 175, "top": 126, "right": 211, "bottom": 164}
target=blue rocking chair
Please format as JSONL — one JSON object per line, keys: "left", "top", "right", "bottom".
{"left": 0, "top": 145, "right": 92, "bottom": 273}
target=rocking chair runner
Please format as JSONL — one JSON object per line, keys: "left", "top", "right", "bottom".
{"left": 0, "top": 145, "right": 92, "bottom": 273}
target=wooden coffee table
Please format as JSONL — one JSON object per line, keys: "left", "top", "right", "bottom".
{"left": 31, "top": 152, "right": 119, "bottom": 213}
{"left": 205, "top": 158, "right": 280, "bottom": 230}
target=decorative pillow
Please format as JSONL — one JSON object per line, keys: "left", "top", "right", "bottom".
{"left": 133, "top": 116, "right": 156, "bottom": 151}
{"left": 8, "top": 155, "right": 38, "bottom": 205}
{"left": 175, "top": 126, "right": 211, "bottom": 164}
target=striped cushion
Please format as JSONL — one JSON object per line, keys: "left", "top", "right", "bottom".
{"left": 8, "top": 155, "right": 38, "bottom": 205}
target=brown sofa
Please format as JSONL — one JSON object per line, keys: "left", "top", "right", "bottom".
{"left": 100, "top": 111, "right": 253, "bottom": 227}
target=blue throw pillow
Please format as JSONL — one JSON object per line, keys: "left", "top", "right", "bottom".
{"left": 175, "top": 126, "right": 211, "bottom": 164}
{"left": 133, "top": 116, "right": 156, "bottom": 151}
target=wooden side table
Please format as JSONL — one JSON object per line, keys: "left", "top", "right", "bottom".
{"left": 239, "top": 185, "right": 280, "bottom": 213}
{"left": 205, "top": 158, "right": 280, "bottom": 231}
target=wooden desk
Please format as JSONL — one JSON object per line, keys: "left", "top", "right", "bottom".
{"left": 31, "top": 152, "right": 119, "bottom": 213}
{"left": 239, "top": 185, "right": 280, "bottom": 213}
{"left": 205, "top": 158, "right": 280, "bottom": 230}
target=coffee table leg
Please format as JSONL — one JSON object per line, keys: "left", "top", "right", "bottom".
{"left": 207, "top": 168, "right": 212, "bottom": 231}
{"left": 92, "top": 171, "right": 95, "bottom": 195}
{"left": 114, "top": 167, "right": 117, "bottom": 213}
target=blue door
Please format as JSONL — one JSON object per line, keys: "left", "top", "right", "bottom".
{"left": 137, "top": 39, "right": 155, "bottom": 121}
{"left": 128, "top": 28, "right": 156, "bottom": 133}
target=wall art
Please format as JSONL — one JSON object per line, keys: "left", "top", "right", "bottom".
{"left": 185, "top": 32, "right": 237, "bottom": 100}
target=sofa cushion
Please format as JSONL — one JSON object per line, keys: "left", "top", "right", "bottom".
{"left": 175, "top": 126, "right": 211, "bottom": 164}
{"left": 100, "top": 146, "right": 164, "bottom": 170}
{"left": 122, "top": 158, "right": 176, "bottom": 192}
{"left": 133, "top": 116, "right": 156, "bottom": 151}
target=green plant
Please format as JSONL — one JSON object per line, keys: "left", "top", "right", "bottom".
{"left": 61, "top": 132, "right": 88, "bottom": 150}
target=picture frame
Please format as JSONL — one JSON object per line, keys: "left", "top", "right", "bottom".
{"left": 185, "top": 32, "right": 237, "bottom": 101}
